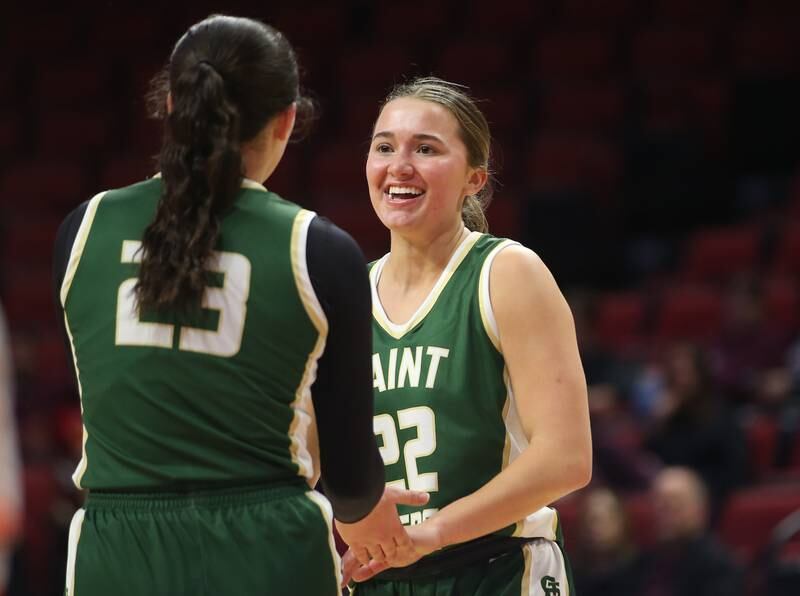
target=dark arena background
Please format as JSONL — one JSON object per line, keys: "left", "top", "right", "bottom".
{"left": 1, "top": 1, "right": 800, "bottom": 594}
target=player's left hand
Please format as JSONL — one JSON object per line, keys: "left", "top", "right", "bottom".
{"left": 340, "top": 519, "right": 444, "bottom": 586}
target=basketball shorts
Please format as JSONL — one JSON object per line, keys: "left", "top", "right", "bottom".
{"left": 64, "top": 481, "right": 341, "bottom": 596}
{"left": 351, "top": 538, "right": 574, "bottom": 596}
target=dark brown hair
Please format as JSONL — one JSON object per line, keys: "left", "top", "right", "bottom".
{"left": 136, "top": 14, "right": 313, "bottom": 313}
{"left": 380, "top": 77, "right": 494, "bottom": 233}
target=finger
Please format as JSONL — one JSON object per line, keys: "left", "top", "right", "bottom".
{"left": 380, "top": 537, "right": 397, "bottom": 561}
{"left": 390, "top": 489, "right": 430, "bottom": 507}
{"left": 353, "top": 559, "right": 390, "bottom": 583}
{"left": 340, "top": 550, "right": 359, "bottom": 587}
{"left": 391, "top": 527, "right": 413, "bottom": 550}
{"left": 352, "top": 546, "right": 370, "bottom": 566}
{"left": 366, "top": 543, "right": 387, "bottom": 563}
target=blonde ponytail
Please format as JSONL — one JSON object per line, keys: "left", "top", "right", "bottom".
{"left": 461, "top": 195, "right": 489, "bottom": 233}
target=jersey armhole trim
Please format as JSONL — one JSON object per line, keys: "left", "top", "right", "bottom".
{"left": 289, "top": 210, "right": 328, "bottom": 482}
{"left": 477, "top": 239, "right": 519, "bottom": 354}
{"left": 59, "top": 191, "right": 107, "bottom": 307}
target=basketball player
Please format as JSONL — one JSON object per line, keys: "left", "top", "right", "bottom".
{"left": 344, "top": 78, "right": 592, "bottom": 595}
{"left": 52, "top": 16, "right": 426, "bottom": 595}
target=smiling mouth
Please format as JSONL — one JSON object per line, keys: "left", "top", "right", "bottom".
{"left": 385, "top": 185, "right": 425, "bottom": 201}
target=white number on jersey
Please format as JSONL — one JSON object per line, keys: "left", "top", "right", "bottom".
{"left": 373, "top": 406, "right": 439, "bottom": 492}
{"left": 115, "top": 240, "right": 251, "bottom": 357}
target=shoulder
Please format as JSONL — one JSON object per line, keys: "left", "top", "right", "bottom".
{"left": 488, "top": 244, "right": 572, "bottom": 332}
{"left": 490, "top": 244, "right": 558, "bottom": 296}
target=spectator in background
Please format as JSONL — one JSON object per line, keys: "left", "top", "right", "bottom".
{"left": 751, "top": 367, "right": 800, "bottom": 472}
{"left": 572, "top": 488, "right": 645, "bottom": 596}
{"left": 711, "top": 277, "right": 791, "bottom": 404}
{"left": 588, "top": 383, "right": 660, "bottom": 492}
{"left": 0, "top": 304, "right": 22, "bottom": 596}
{"left": 641, "top": 467, "right": 742, "bottom": 596}
{"left": 643, "top": 343, "right": 746, "bottom": 518}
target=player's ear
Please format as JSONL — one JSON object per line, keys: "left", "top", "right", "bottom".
{"left": 273, "top": 103, "right": 297, "bottom": 142}
{"left": 166, "top": 92, "right": 174, "bottom": 115}
{"left": 464, "top": 166, "right": 488, "bottom": 198}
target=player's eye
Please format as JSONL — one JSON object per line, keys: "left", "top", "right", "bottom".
{"left": 374, "top": 143, "right": 393, "bottom": 153}
{"left": 417, "top": 144, "right": 436, "bottom": 155}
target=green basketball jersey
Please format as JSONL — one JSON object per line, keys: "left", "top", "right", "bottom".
{"left": 369, "top": 231, "right": 559, "bottom": 541}
{"left": 61, "top": 177, "right": 326, "bottom": 491}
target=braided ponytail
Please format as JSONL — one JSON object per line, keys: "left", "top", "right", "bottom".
{"left": 135, "top": 15, "right": 312, "bottom": 313}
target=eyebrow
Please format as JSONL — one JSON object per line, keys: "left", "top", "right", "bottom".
{"left": 372, "top": 131, "right": 444, "bottom": 144}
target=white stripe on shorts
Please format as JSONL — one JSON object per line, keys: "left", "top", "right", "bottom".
{"left": 521, "top": 539, "right": 569, "bottom": 596}
{"left": 65, "top": 508, "right": 86, "bottom": 596}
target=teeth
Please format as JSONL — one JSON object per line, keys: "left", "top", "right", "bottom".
{"left": 388, "top": 185, "right": 424, "bottom": 195}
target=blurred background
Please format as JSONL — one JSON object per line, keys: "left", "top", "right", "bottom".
{"left": 1, "top": 0, "right": 799, "bottom": 594}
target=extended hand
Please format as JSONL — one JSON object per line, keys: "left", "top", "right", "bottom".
{"left": 335, "top": 485, "right": 429, "bottom": 568}
{"left": 341, "top": 517, "right": 444, "bottom": 586}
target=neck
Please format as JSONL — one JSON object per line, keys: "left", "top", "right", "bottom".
{"left": 383, "top": 222, "right": 470, "bottom": 290}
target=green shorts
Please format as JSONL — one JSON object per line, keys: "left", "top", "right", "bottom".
{"left": 352, "top": 539, "right": 573, "bottom": 596}
{"left": 65, "top": 481, "right": 341, "bottom": 596}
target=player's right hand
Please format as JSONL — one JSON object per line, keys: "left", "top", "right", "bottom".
{"left": 334, "top": 484, "right": 429, "bottom": 568}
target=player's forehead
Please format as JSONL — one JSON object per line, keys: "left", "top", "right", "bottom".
{"left": 373, "top": 97, "right": 460, "bottom": 141}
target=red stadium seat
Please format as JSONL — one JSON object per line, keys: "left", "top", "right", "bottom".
{"left": 539, "top": 80, "right": 626, "bottom": 134}
{"left": 0, "top": 160, "right": 86, "bottom": 213}
{"left": 1, "top": 270, "right": 57, "bottom": 327}
{"left": 652, "top": 0, "right": 733, "bottom": 24}
{"left": 533, "top": 31, "right": 619, "bottom": 80}
{"left": 654, "top": 284, "right": 723, "bottom": 341}
{"left": 763, "top": 277, "right": 800, "bottom": 332}
{"left": 718, "top": 485, "right": 800, "bottom": 564}
{"left": 308, "top": 142, "right": 369, "bottom": 200}
{"left": 0, "top": 116, "right": 19, "bottom": 156}
{"left": 681, "top": 225, "right": 762, "bottom": 282}
{"left": 733, "top": 23, "right": 797, "bottom": 77}
{"left": 33, "top": 58, "right": 112, "bottom": 108}
{"left": 37, "top": 111, "right": 113, "bottom": 158}
{"left": 771, "top": 222, "right": 800, "bottom": 276}
{"left": 373, "top": 2, "right": 449, "bottom": 42}
{"left": 271, "top": 4, "right": 346, "bottom": 48}
{"left": 36, "top": 333, "right": 74, "bottom": 386}
{"left": 5, "top": 13, "right": 83, "bottom": 58}
{"left": 558, "top": 0, "right": 640, "bottom": 29}
{"left": 485, "top": 194, "right": 522, "bottom": 240}
{"left": 525, "top": 133, "right": 623, "bottom": 201}
{"left": 632, "top": 28, "right": 720, "bottom": 77}
{"left": 594, "top": 291, "right": 647, "bottom": 350}
{"left": 463, "top": 0, "right": 550, "bottom": 37}
{"left": 434, "top": 42, "right": 513, "bottom": 88}
{"left": 624, "top": 492, "right": 657, "bottom": 548}
{"left": 98, "top": 155, "right": 156, "bottom": 190}
{"left": 336, "top": 46, "right": 416, "bottom": 99}
{"left": 1, "top": 215, "right": 63, "bottom": 269}
{"left": 744, "top": 414, "right": 780, "bottom": 481}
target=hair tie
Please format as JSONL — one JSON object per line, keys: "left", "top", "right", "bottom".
{"left": 197, "top": 60, "right": 219, "bottom": 74}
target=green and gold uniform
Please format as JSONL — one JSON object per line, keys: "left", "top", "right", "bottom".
{"left": 356, "top": 232, "right": 574, "bottom": 596}
{"left": 56, "top": 177, "right": 382, "bottom": 595}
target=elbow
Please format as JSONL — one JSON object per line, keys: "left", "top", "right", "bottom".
{"left": 562, "top": 445, "right": 593, "bottom": 493}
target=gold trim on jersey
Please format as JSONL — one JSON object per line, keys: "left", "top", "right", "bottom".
{"left": 152, "top": 172, "right": 268, "bottom": 192}
{"left": 60, "top": 191, "right": 106, "bottom": 489}
{"left": 60, "top": 192, "right": 106, "bottom": 306}
{"left": 501, "top": 361, "right": 559, "bottom": 540}
{"left": 370, "top": 230, "right": 482, "bottom": 339}
{"left": 305, "top": 491, "right": 343, "bottom": 589}
{"left": 477, "top": 239, "right": 518, "bottom": 353}
{"left": 289, "top": 209, "right": 327, "bottom": 485}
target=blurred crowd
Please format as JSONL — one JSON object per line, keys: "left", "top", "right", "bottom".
{"left": 2, "top": 1, "right": 800, "bottom": 595}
